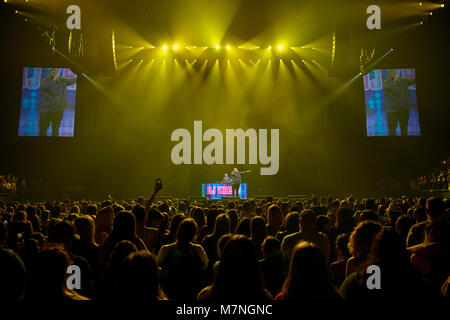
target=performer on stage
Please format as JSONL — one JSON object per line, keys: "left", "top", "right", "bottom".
{"left": 383, "top": 69, "right": 415, "bottom": 136}
{"left": 39, "top": 68, "right": 77, "bottom": 136}
{"left": 231, "top": 167, "right": 251, "bottom": 197}
{"left": 222, "top": 173, "right": 232, "bottom": 183}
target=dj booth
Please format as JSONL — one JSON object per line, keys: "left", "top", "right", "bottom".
{"left": 202, "top": 183, "right": 248, "bottom": 199}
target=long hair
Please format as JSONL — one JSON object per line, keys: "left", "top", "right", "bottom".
{"left": 213, "top": 213, "right": 230, "bottom": 237}
{"left": 208, "top": 235, "right": 269, "bottom": 301}
{"left": 116, "top": 250, "right": 166, "bottom": 302}
{"left": 110, "top": 211, "right": 138, "bottom": 242}
{"left": 281, "top": 242, "right": 341, "bottom": 300}
{"left": 348, "top": 221, "right": 382, "bottom": 270}
{"left": 176, "top": 218, "right": 198, "bottom": 254}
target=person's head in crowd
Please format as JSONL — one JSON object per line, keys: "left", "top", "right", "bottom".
{"left": 96, "top": 206, "right": 114, "bottom": 234}
{"left": 8, "top": 220, "right": 33, "bottom": 252}
{"left": 228, "top": 201, "right": 236, "bottom": 210}
{"left": 416, "top": 197, "right": 426, "bottom": 209}
{"left": 20, "top": 238, "right": 40, "bottom": 267}
{"left": 113, "top": 204, "right": 125, "bottom": 216}
{"left": 132, "top": 205, "right": 147, "bottom": 228}
{"left": 280, "top": 202, "right": 290, "bottom": 218}
{"left": 13, "top": 211, "right": 26, "bottom": 222}
{"left": 348, "top": 221, "right": 382, "bottom": 270}
{"left": 85, "top": 204, "right": 97, "bottom": 217}
{"left": 70, "top": 205, "right": 80, "bottom": 215}
{"left": 159, "top": 212, "right": 169, "bottom": 233}
{"left": 412, "top": 206, "right": 427, "bottom": 224}
{"left": 176, "top": 218, "right": 198, "bottom": 245}
{"left": 339, "top": 200, "right": 351, "bottom": 209}
{"left": 206, "top": 209, "right": 219, "bottom": 233}
{"left": 284, "top": 212, "right": 300, "bottom": 235}
{"left": 365, "top": 199, "right": 377, "bottom": 212}
{"left": 147, "top": 208, "right": 163, "bottom": 228}
{"left": 158, "top": 203, "right": 170, "bottom": 214}
{"left": 30, "top": 232, "right": 45, "bottom": 247}
{"left": 267, "top": 205, "right": 283, "bottom": 235}
{"left": 199, "top": 235, "right": 271, "bottom": 300}
{"left": 74, "top": 216, "right": 96, "bottom": 244}
{"left": 217, "top": 233, "right": 233, "bottom": 260}
{"left": 336, "top": 233, "right": 350, "bottom": 261}
{"left": 395, "top": 215, "right": 412, "bottom": 247}
{"left": 377, "top": 205, "right": 386, "bottom": 218}
{"left": 425, "top": 196, "right": 445, "bottom": 221}
{"left": 386, "top": 203, "right": 403, "bottom": 227}
{"left": 335, "top": 207, "right": 355, "bottom": 233}
{"left": 116, "top": 251, "right": 166, "bottom": 303}
{"left": 261, "top": 236, "right": 281, "bottom": 259}
{"left": 110, "top": 211, "right": 139, "bottom": 243}
{"left": 298, "top": 210, "right": 316, "bottom": 233}
{"left": 168, "top": 214, "right": 185, "bottom": 242}
{"left": 359, "top": 210, "right": 379, "bottom": 222}
{"left": 250, "top": 216, "right": 267, "bottom": 242}
{"left": 137, "top": 196, "right": 145, "bottom": 207}
{"left": 192, "top": 207, "right": 206, "bottom": 229}
{"left": 280, "top": 242, "right": 341, "bottom": 300}
{"left": 315, "top": 215, "right": 331, "bottom": 234}
{"left": 213, "top": 213, "right": 230, "bottom": 237}
{"left": 226, "top": 209, "right": 238, "bottom": 234}
{"left": 50, "top": 221, "right": 75, "bottom": 249}
{"left": 108, "top": 240, "right": 138, "bottom": 274}
{"left": 242, "top": 201, "right": 250, "bottom": 213}
{"left": 235, "top": 217, "right": 251, "bottom": 238}
{"left": 25, "top": 245, "right": 88, "bottom": 301}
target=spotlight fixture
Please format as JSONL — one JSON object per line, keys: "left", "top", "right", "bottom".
{"left": 215, "top": 44, "right": 220, "bottom": 49}
{"left": 277, "top": 45, "right": 284, "bottom": 51}
{"left": 268, "top": 46, "right": 272, "bottom": 50}
{"left": 173, "top": 44, "right": 179, "bottom": 50}
{"left": 162, "top": 45, "right": 168, "bottom": 51}
{"left": 226, "top": 45, "right": 231, "bottom": 50}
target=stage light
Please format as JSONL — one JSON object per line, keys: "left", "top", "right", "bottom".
{"left": 277, "top": 45, "right": 284, "bottom": 51}
{"left": 268, "top": 46, "right": 272, "bottom": 50}
{"left": 173, "top": 44, "right": 179, "bottom": 50}
{"left": 215, "top": 44, "right": 220, "bottom": 49}
{"left": 15, "top": 10, "right": 18, "bottom": 13}
{"left": 419, "top": 2, "right": 422, "bottom": 6}
{"left": 162, "top": 45, "right": 168, "bottom": 51}
{"left": 441, "top": 4, "right": 445, "bottom": 8}
{"left": 226, "top": 45, "right": 231, "bottom": 50}
{"left": 429, "top": 12, "right": 433, "bottom": 15}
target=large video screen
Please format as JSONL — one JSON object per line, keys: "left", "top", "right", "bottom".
{"left": 18, "top": 67, "right": 77, "bottom": 137}
{"left": 363, "top": 68, "right": 420, "bottom": 136}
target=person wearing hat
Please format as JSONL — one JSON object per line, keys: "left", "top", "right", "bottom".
{"left": 39, "top": 68, "right": 77, "bottom": 136}
{"left": 281, "top": 209, "right": 331, "bottom": 266}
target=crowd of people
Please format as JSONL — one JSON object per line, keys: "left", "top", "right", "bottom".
{"left": 416, "top": 157, "right": 449, "bottom": 190}
{"left": 0, "top": 187, "right": 449, "bottom": 304}
{"left": 0, "top": 173, "right": 19, "bottom": 194}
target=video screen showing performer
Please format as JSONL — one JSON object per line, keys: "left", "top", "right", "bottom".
{"left": 18, "top": 67, "right": 77, "bottom": 137}
{"left": 363, "top": 68, "right": 420, "bottom": 136}
{"left": 231, "top": 168, "right": 251, "bottom": 197}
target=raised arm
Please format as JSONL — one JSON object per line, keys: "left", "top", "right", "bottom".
{"left": 145, "top": 184, "right": 160, "bottom": 212}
